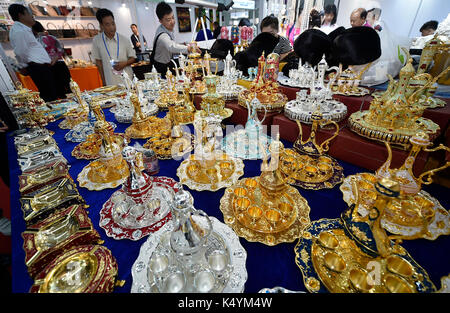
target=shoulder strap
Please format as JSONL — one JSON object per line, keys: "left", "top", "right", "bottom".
{"left": 150, "top": 32, "right": 167, "bottom": 64}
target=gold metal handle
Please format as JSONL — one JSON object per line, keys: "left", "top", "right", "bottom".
{"left": 35, "top": 188, "right": 64, "bottom": 204}
{"left": 295, "top": 120, "right": 304, "bottom": 145}
{"left": 318, "top": 119, "right": 339, "bottom": 154}
{"left": 419, "top": 144, "right": 450, "bottom": 184}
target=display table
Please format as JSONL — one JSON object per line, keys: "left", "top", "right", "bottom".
{"left": 16, "top": 66, "right": 103, "bottom": 92}
{"left": 8, "top": 106, "right": 450, "bottom": 293}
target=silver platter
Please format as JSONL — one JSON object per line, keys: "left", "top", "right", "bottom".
{"left": 284, "top": 99, "right": 348, "bottom": 124}
{"left": 131, "top": 216, "right": 248, "bottom": 293}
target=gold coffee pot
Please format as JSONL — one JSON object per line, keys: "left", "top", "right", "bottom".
{"left": 293, "top": 111, "right": 339, "bottom": 156}
{"left": 376, "top": 132, "right": 450, "bottom": 196}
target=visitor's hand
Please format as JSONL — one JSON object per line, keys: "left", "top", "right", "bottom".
{"left": 0, "top": 120, "right": 8, "bottom": 133}
{"left": 113, "top": 61, "right": 128, "bottom": 71}
{"left": 136, "top": 41, "right": 141, "bottom": 47}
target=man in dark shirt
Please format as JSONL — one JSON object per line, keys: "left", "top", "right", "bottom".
{"left": 260, "top": 15, "right": 292, "bottom": 61}
{"left": 130, "top": 23, "right": 147, "bottom": 60}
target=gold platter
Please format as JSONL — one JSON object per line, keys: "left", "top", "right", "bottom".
{"left": 294, "top": 218, "right": 437, "bottom": 293}
{"left": 220, "top": 176, "right": 311, "bottom": 246}
{"left": 143, "top": 131, "right": 194, "bottom": 160}
{"left": 280, "top": 148, "right": 344, "bottom": 190}
{"left": 20, "top": 177, "right": 86, "bottom": 225}
{"left": 177, "top": 151, "right": 244, "bottom": 191}
{"left": 19, "top": 159, "right": 69, "bottom": 194}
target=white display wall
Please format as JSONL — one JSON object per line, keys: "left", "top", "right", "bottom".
{"left": 1, "top": 0, "right": 220, "bottom": 62}
{"left": 335, "top": 0, "right": 450, "bottom": 38}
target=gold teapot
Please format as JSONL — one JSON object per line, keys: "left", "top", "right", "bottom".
{"left": 219, "top": 134, "right": 311, "bottom": 246}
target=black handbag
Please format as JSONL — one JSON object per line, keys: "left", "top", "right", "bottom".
{"left": 62, "top": 22, "right": 76, "bottom": 38}
{"left": 46, "top": 22, "right": 63, "bottom": 38}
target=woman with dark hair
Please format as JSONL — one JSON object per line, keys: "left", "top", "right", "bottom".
{"left": 320, "top": 4, "right": 338, "bottom": 34}
{"left": 32, "top": 21, "right": 72, "bottom": 97}
{"left": 238, "top": 18, "right": 251, "bottom": 27}
{"left": 309, "top": 9, "right": 322, "bottom": 29}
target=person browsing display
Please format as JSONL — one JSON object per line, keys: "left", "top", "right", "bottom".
{"left": 91, "top": 8, "right": 136, "bottom": 86}
{"left": 260, "top": 15, "right": 292, "bottom": 61}
{"left": 8, "top": 4, "right": 59, "bottom": 102}
{"left": 130, "top": 23, "right": 147, "bottom": 58}
{"left": 151, "top": 2, "right": 200, "bottom": 78}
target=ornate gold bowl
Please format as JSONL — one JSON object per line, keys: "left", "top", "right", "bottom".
{"left": 30, "top": 245, "right": 120, "bottom": 293}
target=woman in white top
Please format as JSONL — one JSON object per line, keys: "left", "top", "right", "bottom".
{"left": 320, "top": 4, "right": 338, "bottom": 35}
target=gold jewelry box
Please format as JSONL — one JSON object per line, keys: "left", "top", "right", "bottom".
{"left": 20, "top": 177, "right": 87, "bottom": 225}
{"left": 22, "top": 204, "right": 102, "bottom": 278}
{"left": 29, "top": 245, "right": 121, "bottom": 293}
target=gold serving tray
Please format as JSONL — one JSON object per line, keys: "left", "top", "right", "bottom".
{"left": 348, "top": 111, "right": 440, "bottom": 147}
{"left": 295, "top": 218, "right": 437, "bottom": 293}
{"left": 72, "top": 133, "right": 128, "bottom": 160}
{"left": 30, "top": 245, "right": 119, "bottom": 293}
{"left": 177, "top": 151, "right": 244, "bottom": 192}
{"left": 238, "top": 89, "right": 287, "bottom": 113}
{"left": 280, "top": 148, "right": 344, "bottom": 190}
{"left": 340, "top": 173, "right": 450, "bottom": 240}
{"left": 194, "top": 108, "right": 234, "bottom": 121}
{"left": 220, "top": 177, "right": 311, "bottom": 246}
{"left": 16, "top": 135, "right": 57, "bottom": 156}
{"left": 22, "top": 204, "right": 101, "bottom": 278}
{"left": 330, "top": 85, "right": 371, "bottom": 97}
{"left": 20, "top": 177, "right": 86, "bottom": 224}
{"left": 125, "top": 116, "right": 171, "bottom": 140}
{"left": 143, "top": 132, "right": 194, "bottom": 160}
{"left": 77, "top": 154, "right": 129, "bottom": 191}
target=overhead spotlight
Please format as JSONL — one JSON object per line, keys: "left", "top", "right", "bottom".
{"left": 88, "top": 1, "right": 92, "bottom": 5}
{"left": 145, "top": 6, "right": 149, "bottom": 10}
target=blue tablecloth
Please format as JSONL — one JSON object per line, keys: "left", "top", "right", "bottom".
{"left": 8, "top": 109, "right": 450, "bottom": 293}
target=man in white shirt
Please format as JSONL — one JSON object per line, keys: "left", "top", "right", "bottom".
{"left": 8, "top": 4, "right": 58, "bottom": 102}
{"left": 151, "top": 2, "right": 200, "bottom": 78}
{"left": 91, "top": 8, "right": 136, "bottom": 86}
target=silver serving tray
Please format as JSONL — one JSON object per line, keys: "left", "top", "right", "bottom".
{"left": 131, "top": 216, "right": 247, "bottom": 293}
